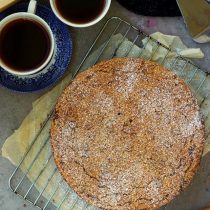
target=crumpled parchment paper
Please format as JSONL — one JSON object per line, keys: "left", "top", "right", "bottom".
{"left": 1, "top": 32, "right": 210, "bottom": 210}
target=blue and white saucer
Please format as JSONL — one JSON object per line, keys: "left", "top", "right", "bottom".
{"left": 0, "top": 3, "right": 72, "bottom": 92}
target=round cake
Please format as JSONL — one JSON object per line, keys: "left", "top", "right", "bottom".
{"left": 51, "top": 58, "right": 204, "bottom": 210}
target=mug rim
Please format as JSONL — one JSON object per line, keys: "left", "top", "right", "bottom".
{"left": 0, "top": 12, "right": 55, "bottom": 76}
{"left": 50, "top": 0, "right": 111, "bottom": 28}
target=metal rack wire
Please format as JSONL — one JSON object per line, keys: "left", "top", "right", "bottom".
{"left": 9, "top": 17, "right": 210, "bottom": 210}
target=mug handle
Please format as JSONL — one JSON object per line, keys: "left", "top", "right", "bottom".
{"left": 27, "top": 0, "right": 37, "bottom": 14}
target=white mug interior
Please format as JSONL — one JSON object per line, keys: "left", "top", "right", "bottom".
{"left": 50, "top": 0, "right": 111, "bottom": 28}
{"left": 0, "top": 13, "right": 54, "bottom": 76}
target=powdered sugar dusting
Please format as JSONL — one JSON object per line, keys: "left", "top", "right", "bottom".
{"left": 95, "top": 92, "right": 114, "bottom": 113}
{"left": 52, "top": 58, "right": 205, "bottom": 210}
{"left": 180, "top": 111, "right": 203, "bottom": 137}
{"left": 146, "top": 180, "right": 162, "bottom": 204}
{"left": 115, "top": 61, "right": 138, "bottom": 97}
{"left": 137, "top": 82, "right": 203, "bottom": 149}
{"left": 68, "top": 121, "right": 76, "bottom": 129}
{"left": 121, "top": 61, "right": 137, "bottom": 72}
{"left": 99, "top": 162, "right": 144, "bottom": 205}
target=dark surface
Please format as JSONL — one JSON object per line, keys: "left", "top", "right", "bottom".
{"left": 117, "top": 0, "right": 181, "bottom": 16}
{"left": 0, "top": 0, "right": 210, "bottom": 210}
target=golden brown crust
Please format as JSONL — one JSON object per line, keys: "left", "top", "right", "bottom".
{"left": 51, "top": 58, "right": 205, "bottom": 210}
{"left": 202, "top": 207, "right": 210, "bottom": 210}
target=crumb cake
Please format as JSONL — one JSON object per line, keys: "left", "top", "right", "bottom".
{"left": 51, "top": 58, "right": 204, "bottom": 210}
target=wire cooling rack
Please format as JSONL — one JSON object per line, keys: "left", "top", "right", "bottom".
{"left": 9, "top": 17, "right": 210, "bottom": 210}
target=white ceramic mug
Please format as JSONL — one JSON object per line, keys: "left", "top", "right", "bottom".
{"left": 50, "top": 0, "right": 111, "bottom": 28}
{"left": 0, "top": 0, "right": 55, "bottom": 76}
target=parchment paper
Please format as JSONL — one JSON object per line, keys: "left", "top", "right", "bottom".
{"left": 2, "top": 32, "right": 210, "bottom": 210}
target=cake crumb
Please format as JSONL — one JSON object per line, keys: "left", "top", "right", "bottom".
{"left": 51, "top": 58, "right": 205, "bottom": 210}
